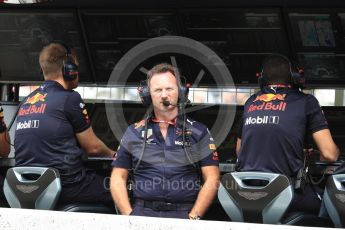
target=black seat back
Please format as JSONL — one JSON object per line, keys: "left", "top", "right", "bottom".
{"left": 323, "top": 174, "right": 345, "bottom": 228}
{"left": 3, "top": 167, "right": 61, "bottom": 210}
{"left": 218, "top": 171, "right": 293, "bottom": 224}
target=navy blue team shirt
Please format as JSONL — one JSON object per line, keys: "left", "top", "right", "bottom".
{"left": 15, "top": 80, "right": 91, "bottom": 185}
{"left": 112, "top": 117, "right": 219, "bottom": 203}
{"left": 237, "top": 87, "right": 328, "bottom": 177}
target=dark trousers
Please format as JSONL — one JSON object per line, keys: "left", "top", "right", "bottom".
{"left": 0, "top": 174, "right": 9, "bottom": 207}
{"left": 288, "top": 183, "right": 321, "bottom": 215}
{"left": 130, "top": 199, "right": 192, "bottom": 219}
{"left": 130, "top": 205, "right": 189, "bottom": 219}
{"left": 58, "top": 171, "right": 113, "bottom": 207}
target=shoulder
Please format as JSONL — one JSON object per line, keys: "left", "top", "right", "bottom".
{"left": 132, "top": 119, "right": 146, "bottom": 130}
{"left": 67, "top": 90, "right": 82, "bottom": 98}
{"left": 117, "top": 120, "right": 146, "bottom": 143}
{"left": 42, "top": 84, "right": 77, "bottom": 102}
{"left": 305, "top": 93, "right": 322, "bottom": 111}
{"left": 304, "top": 93, "right": 319, "bottom": 102}
{"left": 126, "top": 119, "right": 146, "bottom": 135}
{"left": 64, "top": 90, "right": 84, "bottom": 104}
{"left": 289, "top": 90, "right": 320, "bottom": 104}
{"left": 244, "top": 94, "right": 258, "bottom": 105}
{"left": 184, "top": 117, "right": 209, "bottom": 136}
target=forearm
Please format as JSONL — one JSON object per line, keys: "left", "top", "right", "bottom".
{"left": 313, "top": 129, "right": 339, "bottom": 162}
{"left": 190, "top": 175, "right": 220, "bottom": 218}
{"left": 110, "top": 172, "right": 132, "bottom": 215}
{"left": 86, "top": 139, "right": 115, "bottom": 158}
{"left": 236, "top": 138, "right": 241, "bottom": 156}
{"left": 320, "top": 147, "right": 339, "bottom": 162}
{"left": 0, "top": 131, "right": 10, "bottom": 157}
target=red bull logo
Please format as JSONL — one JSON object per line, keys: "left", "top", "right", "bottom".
{"left": 176, "top": 128, "right": 192, "bottom": 136}
{"left": 24, "top": 93, "right": 47, "bottom": 105}
{"left": 248, "top": 101, "right": 286, "bottom": 112}
{"left": 82, "top": 109, "right": 90, "bottom": 124}
{"left": 212, "top": 151, "right": 219, "bottom": 161}
{"left": 134, "top": 120, "right": 145, "bottom": 129}
{"left": 249, "top": 93, "right": 287, "bottom": 112}
{"left": 19, "top": 92, "right": 47, "bottom": 116}
{"left": 18, "top": 104, "right": 46, "bottom": 116}
{"left": 253, "top": 93, "right": 286, "bottom": 102}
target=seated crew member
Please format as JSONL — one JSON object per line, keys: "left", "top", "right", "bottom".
{"left": 14, "top": 43, "right": 116, "bottom": 206}
{"left": 110, "top": 63, "right": 220, "bottom": 219}
{"left": 0, "top": 104, "right": 10, "bottom": 157}
{"left": 236, "top": 54, "right": 339, "bottom": 214}
{"left": 0, "top": 104, "right": 10, "bottom": 207}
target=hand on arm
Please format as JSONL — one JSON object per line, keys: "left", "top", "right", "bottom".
{"left": 110, "top": 168, "right": 133, "bottom": 215}
{"left": 189, "top": 166, "right": 220, "bottom": 219}
{"left": 312, "top": 129, "right": 339, "bottom": 162}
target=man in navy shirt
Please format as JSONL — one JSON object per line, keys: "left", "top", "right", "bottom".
{"left": 110, "top": 63, "right": 220, "bottom": 219}
{"left": 14, "top": 43, "right": 116, "bottom": 205}
{"left": 236, "top": 54, "right": 339, "bottom": 214}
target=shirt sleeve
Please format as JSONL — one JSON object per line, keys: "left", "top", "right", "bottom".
{"left": 197, "top": 126, "right": 219, "bottom": 167}
{"left": 64, "top": 91, "right": 91, "bottom": 133}
{"left": 306, "top": 95, "right": 328, "bottom": 133}
{"left": 111, "top": 127, "right": 133, "bottom": 169}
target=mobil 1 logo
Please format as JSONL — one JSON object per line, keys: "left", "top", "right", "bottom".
{"left": 245, "top": 116, "right": 279, "bottom": 125}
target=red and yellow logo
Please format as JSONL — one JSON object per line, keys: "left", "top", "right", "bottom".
{"left": 82, "top": 109, "right": 90, "bottom": 124}
{"left": 134, "top": 120, "right": 145, "bottom": 129}
{"left": 19, "top": 93, "right": 47, "bottom": 116}
{"left": 253, "top": 93, "right": 286, "bottom": 102}
{"left": 24, "top": 93, "right": 47, "bottom": 105}
{"left": 212, "top": 151, "right": 219, "bottom": 161}
{"left": 249, "top": 93, "right": 287, "bottom": 113}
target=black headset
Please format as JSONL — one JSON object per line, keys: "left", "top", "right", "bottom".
{"left": 134, "top": 70, "right": 196, "bottom": 174}
{"left": 60, "top": 43, "right": 79, "bottom": 82}
{"left": 257, "top": 54, "right": 305, "bottom": 89}
{"left": 137, "top": 75, "right": 190, "bottom": 107}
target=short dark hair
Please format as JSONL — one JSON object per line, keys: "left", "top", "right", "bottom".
{"left": 147, "top": 63, "right": 182, "bottom": 88}
{"left": 39, "top": 43, "right": 77, "bottom": 79}
{"left": 262, "top": 54, "right": 291, "bottom": 84}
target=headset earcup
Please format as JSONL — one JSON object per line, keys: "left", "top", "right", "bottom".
{"left": 138, "top": 85, "right": 152, "bottom": 106}
{"left": 291, "top": 71, "right": 306, "bottom": 88}
{"left": 179, "top": 84, "right": 190, "bottom": 103}
{"left": 257, "top": 73, "right": 266, "bottom": 90}
{"left": 62, "top": 60, "right": 79, "bottom": 81}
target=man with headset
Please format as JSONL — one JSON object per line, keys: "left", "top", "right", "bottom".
{"left": 236, "top": 54, "right": 339, "bottom": 214}
{"left": 110, "top": 63, "right": 220, "bottom": 219}
{"left": 14, "top": 42, "right": 116, "bottom": 205}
